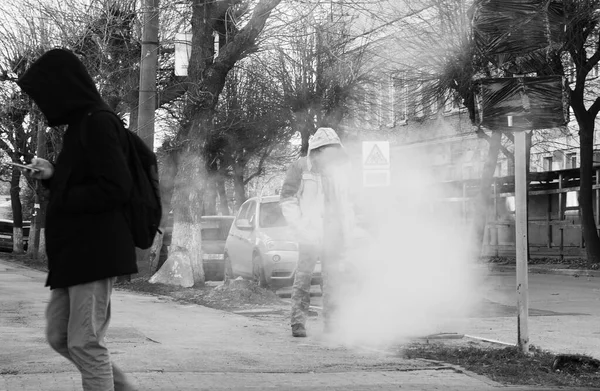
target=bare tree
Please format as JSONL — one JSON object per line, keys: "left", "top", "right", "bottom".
{"left": 150, "top": 0, "right": 282, "bottom": 287}
{"left": 559, "top": 0, "right": 600, "bottom": 264}
{"left": 275, "top": 4, "right": 373, "bottom": 155}
{"left": 0, "top": 2, "right": 52, "bottom": 254}
{"left": 208, "top": 60, "right": 294, "bottom": 210}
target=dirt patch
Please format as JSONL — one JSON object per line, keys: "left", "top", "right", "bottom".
{"left": 1, "top": 253, "right": 48, "bottom": 272}
{"left": 2, "top": 254, "right": 288, "bottom": 313}
{"left": 116, "top": 276, "right": 288, "bottom": 313}
{"left": 403, "top": 340, "right": 600, "bottom": 388}
{"left": 485, "top": 256, "right": 599, "bottom": 270}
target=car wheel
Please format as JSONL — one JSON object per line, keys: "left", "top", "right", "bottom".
{"left": 223, "top": 254, "right": 235, "bottom": 285}
{"left": 252, "top": 254, "right": 270, "bottom": 289}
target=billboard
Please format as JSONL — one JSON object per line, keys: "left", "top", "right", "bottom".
{"left": 475, "top": 76, "right": 568, "bottom": 132}
{"left": 471, "top": 0, "right": 564, "bottom": 56}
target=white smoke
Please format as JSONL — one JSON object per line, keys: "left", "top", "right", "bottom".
{"left": 324, "top": 145, "right": 484, "bottom": 349}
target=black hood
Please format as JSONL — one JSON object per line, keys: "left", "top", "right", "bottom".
{"left": 17, "top": 49, "right": 106, "bottom": 126}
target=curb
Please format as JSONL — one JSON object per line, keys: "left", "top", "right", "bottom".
{"left": 488, "top": 264, "right": 600, "bottom": 278}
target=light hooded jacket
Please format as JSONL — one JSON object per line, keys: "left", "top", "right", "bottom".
{"left": 17, "top": 48, "right": 137, "bottom": 289}
{"left": 280, "top": 127, "right": 354, "bottom": 246}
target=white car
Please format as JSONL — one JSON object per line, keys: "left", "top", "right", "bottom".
{"left": 224, "top": 195, "right": 321, "bottom": 288}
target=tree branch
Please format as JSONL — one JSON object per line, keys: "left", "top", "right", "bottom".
{"left": 589, "top": 96, "right": 600, "bottom": 119}
{"left": 212, "top": 0, "right": 282, "bottom": 70}
{"left": 476, "top": 128, "right": 514, "bottom": 161}
{"left": 243, "top": 145, "right": 274, "bottom": 185}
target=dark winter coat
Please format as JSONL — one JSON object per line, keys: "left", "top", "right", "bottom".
{"left": 17, "top": 48, "right": 137, "bottom": 289}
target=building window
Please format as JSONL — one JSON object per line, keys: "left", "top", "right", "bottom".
{"left": 425, "top": 91, "right": 438, "bottom": 116}
{"left": 414, "top": 85, "right": 424, "bottom": 118}
{"left": 506, "top": 196, "right": 516, "bottom": 213}
{"left": 543, "top": 156, "right": 553, "bottom": 171}
{"left": 444, "top": 93, "right": 460, "bottom": 114}
{"left": 496, "top": 162, "right": 503, "bottom": 176}
{"left": 392, "top": 73, "right": 408, "bottom": 124}
{"left": 463, "top": 165, "right": 474, "bottom": 180}
{"left": 566, "top": 191, "right": 579, "bottom": 208}
{"left": 376, "top": 81, "right": 388, "bottom": 127}
{"left": 508, "top": 159, "right": 515, "bottom": 176}
{"left": 566, "top": 153, "right": 577, "bottom": 169}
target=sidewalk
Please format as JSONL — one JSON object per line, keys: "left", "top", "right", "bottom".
{"left": 458, "top": 263, "right": 600, "bottom": 359}
{"left": 0, "top": 259, "right": 596, "bottom": 391}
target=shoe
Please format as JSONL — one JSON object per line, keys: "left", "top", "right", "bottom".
{"left": 292, "top": 323, "right": 307, "bottom": 337}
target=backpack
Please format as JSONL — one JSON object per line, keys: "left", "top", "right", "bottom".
{"left": 82, "top": 110, "right": 162, "bottom": 249}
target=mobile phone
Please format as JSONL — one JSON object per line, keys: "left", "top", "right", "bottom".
{"left": 4, "top": 162, "right": 40, "bottom": 172}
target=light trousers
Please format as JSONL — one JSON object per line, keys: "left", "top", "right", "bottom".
{"left": 46, "top": 278, "right": 135, "bottom": 391}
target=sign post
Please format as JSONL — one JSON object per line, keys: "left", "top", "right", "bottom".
{"left": 513, "top": 127, "right": 530, "bottom": 353}
{"left": 472, "top": 1, "right": 567, "bottom": 355}
{"left": 477, "top": 76, "right": 566, "bottom": 353}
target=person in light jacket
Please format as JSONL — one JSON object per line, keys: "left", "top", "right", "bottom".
{"left": 280, "top": 127, "right": 355, "bottom": 337}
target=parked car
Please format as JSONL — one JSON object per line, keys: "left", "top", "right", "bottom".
{"left": 0, "top": 219, "right": 31, "bottom": 252}
{"left": 200, "top": 216, "right": 235, "bottom": 281}
{"left": 159, "top": 215, "right": 234, "bottom": 281}
{"left": 224, "top": 195, "right": 322, "bottom": 289}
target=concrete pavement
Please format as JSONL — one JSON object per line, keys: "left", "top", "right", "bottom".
{"left": 468, "top": 264, "right": 600, "bottom": 359}
{"left": 0, "top": 258, "right": 598, "bottom": 391}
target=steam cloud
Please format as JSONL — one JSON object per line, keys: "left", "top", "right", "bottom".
{"left": 324, "top": 144, "right": 484, "bottom": 349}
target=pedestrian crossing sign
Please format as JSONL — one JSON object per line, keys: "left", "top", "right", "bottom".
{"left": 362, "top": 141, "right": 390, "bottom": 187}
{"left": 362, "top": 141, "right": 390, "bottom": 168}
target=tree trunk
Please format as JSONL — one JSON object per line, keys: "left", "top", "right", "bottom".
{"left": 204, "top": 172, "right": 218, "bottom": 216}
{"left": 579, "top": 123, "right": 600, "bottom": 264}
{"left": 26, "top": 185, "right": 41, "bottom": 259}
{"left": 38, "top": 197, "right": 48, "bottom": 261}
{"left": 298, "top": 113, "right": 315, "bottom": 156}
{"left": 472, "top": 131, "right": 502, "bottom": 258}
{"left": 150, "top": 147, "right": 205, "bottom": 287}
{"left": 217, "top": 173, "right": 230, "bottom": 215}
{"left": 10, "top": 169, "right": 24, "bottom": 254}
{"left": 29, "top": 121, "right": 48, "bottom": 259}
{"left": 159, "top": 150, "right": 178, "bottom": 221}
{"left": 233, "top": 163, "right": 246, "bottom": 209}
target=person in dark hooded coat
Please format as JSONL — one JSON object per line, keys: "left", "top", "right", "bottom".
{"left": 17, "top": 48, "right": 137, "bottom": 390}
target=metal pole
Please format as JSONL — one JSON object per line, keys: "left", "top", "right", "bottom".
{"left": 596, "top": 170, "right": 600, "bottom": 234}
{"left": 514, "top": 130, "right": 530, "bottom": 353}
{"left": 137, "top": 0, "right": 160, "bottom": 150}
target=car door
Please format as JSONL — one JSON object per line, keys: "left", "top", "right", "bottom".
{"left": 236, "top": 200, "right": 257, "bottom": 276}
{"left": 227, "top": 200, "right": 255, "bottom": 277}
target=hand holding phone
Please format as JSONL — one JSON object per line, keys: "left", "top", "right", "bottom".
{"left": 29, "top": 158, "right": 54, "bottom": 180}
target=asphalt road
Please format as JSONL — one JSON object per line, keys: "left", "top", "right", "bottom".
{"left": 481, "top": 271, "right": 600, "bottom": 316}
{"left": 277, "top": 270, "right": 600, "bottom": 318}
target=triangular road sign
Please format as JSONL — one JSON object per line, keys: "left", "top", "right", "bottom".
{"left": 364, "top": 144, "right": 389, "bottom": 166}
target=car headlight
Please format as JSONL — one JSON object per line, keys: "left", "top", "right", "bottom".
{"left": 266, "top": 241, "right": 298, "bottom": 251}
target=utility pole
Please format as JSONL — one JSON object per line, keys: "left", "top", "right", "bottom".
{"left": 127, "top": 0, "right": 160, "bottom": 281}
{"left": 138, "top": 0, "right": 159, "bottom": 149}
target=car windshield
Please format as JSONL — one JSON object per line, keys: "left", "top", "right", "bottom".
{"left": 201, "top": 219, "right": 233, "bottom": 240}
{"left": 259, "top": 202, "right": 287, "bottom": 228}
